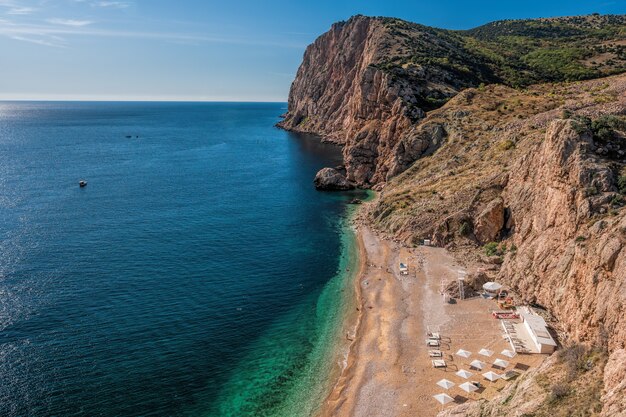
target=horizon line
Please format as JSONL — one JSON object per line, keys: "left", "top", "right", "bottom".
{"left": 0, "top": 98, "right": 289, "bottom": 103}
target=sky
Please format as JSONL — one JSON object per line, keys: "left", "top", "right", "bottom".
{"left": 0, "top": 0, "right": 624, "bottom": 101}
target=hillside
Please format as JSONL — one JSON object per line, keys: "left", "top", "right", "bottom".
{"left": 278, "top": 14, "right": 626, "bottom": 187}
{"left": 280, "top": 13, "right": 626, "bottom": 417}
{"left": 366, "top": 74, "right": 626, "bottom": 416}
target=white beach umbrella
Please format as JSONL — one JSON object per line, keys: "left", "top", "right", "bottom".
{"left": 478, "top": 348, "right": 494, "bottom": 357}
{"left": 459, "top": 381, "right": 479, "bottom": 393}
{"left": 437, "top": 379, "right": 455, "bottom": 390}
{"left": 433, "top": 393, "right": 455, "bottom": 405}
{"left": 493, "top": 358, "right": 510, "bottom": 368}
{"left": 456, "top": 369, "right": 473, "bottom": 379}
{"left": 483, "top": 282, "right": 503, "bottom": 292}
{"left": 483, "top": 371, "right": 501, "bottom": 382}
{"left": 469, "top": 359, "right": 485, "bottom": 370}
{"left": 455, "top": 349, "right": 471, "bottom": 358}
{"left": 501, "top": 349, "right": 516, "bottom": 358}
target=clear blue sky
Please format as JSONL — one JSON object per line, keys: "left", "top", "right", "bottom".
{"left": 0, "top": 0, "right": 624, "bottom": 101}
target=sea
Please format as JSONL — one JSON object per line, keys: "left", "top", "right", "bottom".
{"left": 0, "top": 101, "right": 365, "bottom": 416}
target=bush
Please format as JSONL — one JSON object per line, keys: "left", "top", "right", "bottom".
{"left": 498, "top": 139, "right": 516, "bottom": 151}
{"left": 618, "top": 174, "right": 626, "bottom": 194}
{"left": 459, "top": 221, "right": 472, "bottom": 236}
{"left": 484, "top": 242, "right": 500, "bottom": 256}
{"left": 550, "top": 383, "right": 570, "bottom": 402}
{"left": 558, "top": 344, "right": 587, "bottom": 381}
{"left": 591, "top": 115, "right": 626, "bottom": 137}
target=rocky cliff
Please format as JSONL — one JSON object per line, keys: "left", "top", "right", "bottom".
{"left": 282, "top": 14, "right": 626, "bottom": 414}
{"left": 279, "top": 14, "right": 626, "bottom": 187}
{"left": 366, "top": 74, "right": 626, "bottom": 416}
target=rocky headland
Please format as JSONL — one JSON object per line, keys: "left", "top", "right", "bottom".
{"left": 281, "top": 13, "right": 626, "bottom": 417}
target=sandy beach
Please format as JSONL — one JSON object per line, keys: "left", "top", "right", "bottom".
{"left": 321, "top": 226, "right": 547, "bottom": 417}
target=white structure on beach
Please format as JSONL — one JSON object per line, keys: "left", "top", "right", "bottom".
{"left": 520, "top": 311, "right": 557, "bottom": 354}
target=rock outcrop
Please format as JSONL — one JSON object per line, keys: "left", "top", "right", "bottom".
{"left": 365, "top": 74, "right": 626, "bottom": 415}
{"left": 313, "top": 167, "right": 355, "bottom": 190}
{"left": 474, "top": 197, "right": 505, "bottom": 244}
{"left": 279, "top": 14, "right": 626, "bottom": 188}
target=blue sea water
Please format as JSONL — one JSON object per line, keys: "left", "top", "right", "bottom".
{"left": 0, "top": 102, "right": 363, "bottom": 416}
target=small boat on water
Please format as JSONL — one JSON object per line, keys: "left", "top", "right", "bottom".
{"left": 79, "top": 180, "right": 87, "bottom": 187}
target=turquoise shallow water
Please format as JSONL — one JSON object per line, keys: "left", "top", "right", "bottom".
{"left": 0, "top": 102, "right": 365, "bottom": 416}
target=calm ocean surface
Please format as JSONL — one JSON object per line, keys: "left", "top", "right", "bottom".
{"left": 0, "top": 102, "right": 363, "bottom": 416}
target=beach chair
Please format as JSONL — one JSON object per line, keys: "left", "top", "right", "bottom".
{"left": 427, "top": 332, "right": 441, "bottom": 340}
{"left": 429, "top": 350, "right": 443, "bottom": 357}
{"left": 426, "top": 339, "right": 440, "bottom": 347}
{"left": 431, "top": 360, "right": 447, "bottom": 368}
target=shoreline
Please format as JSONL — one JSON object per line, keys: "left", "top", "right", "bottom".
{"left": 317, "top": 221, "right": 368, "bottom": 416}
{"left": 317, "top": 213, "right": 548, "bottom": 417}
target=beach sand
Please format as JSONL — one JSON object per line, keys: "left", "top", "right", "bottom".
{"left": 321, "top": 226, "right": 547, "bottom": 417}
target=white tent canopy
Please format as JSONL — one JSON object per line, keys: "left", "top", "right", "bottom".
{"left": 478, "top": 348, "right": 494, "bottom": 357}
{"left": 483, "top": 282, "right": 503, "bottom": 292}
{"left": 470, "top": 359, "right": 485, "bottom": 370}
{"left": 459, "top": 381, "right": 479, "bottom": 393}
{"left": 493, "top": 358, "right": 509, "bottom": 368}
{"left": 437, "top": 379, "right": 455, "bottom": 390}
{"left": 433, "top": 393, "right": 455, "bottom": 405}
{"left": 501, "top": 349, "right": 516, "bottom": 358}
{"left": 483, "top": 371, "right": 501, "bottom": 382}
{"left": 456, "top": 369, "right": 473, "bottom": 379}
{"left": 455, "top": 349, "right": 471, "bottom": 358}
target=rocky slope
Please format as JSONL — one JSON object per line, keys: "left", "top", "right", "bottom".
{"left": 279, "top": 14, "right": 626, "bottom": 187}
{"left": 365, "top": 74, "right": 626, "bottom": 416}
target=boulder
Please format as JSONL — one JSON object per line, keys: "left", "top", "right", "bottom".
{"left": 314, "top": 167, "right": 355, "bottom": 191}
{"left": 474, "top": 198, "right": 505, "bottom": 244}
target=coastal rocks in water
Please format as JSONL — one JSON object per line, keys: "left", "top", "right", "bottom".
{"left": 474, "top": 197, "right": 505, "bottom": 244}
{"left": 314, "top": 167, "right": 355, "bottom": 190}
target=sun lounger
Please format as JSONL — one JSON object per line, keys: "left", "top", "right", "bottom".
{"left": 427, "top": 340, "right": 440, "bottom": 347}
{"left": 428, "top": 332, "right": 441, "bottom": 339}
{"left": 429, "top": 350, "right": 443, "bottom": 357}
{"left": 432, "top": 360, "right": 446, "bottom": 368}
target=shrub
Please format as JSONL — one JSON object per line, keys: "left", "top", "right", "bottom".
{"left": 550, "top": 383, "right": 570, "bottom": 402}
{"left": 558, "top": 344, "right": 587, "bottom": 381}
{"left": 575, "top": 236, "right": 587, "bottom": 242}
{"left": 484, "top": 242, "right": 500, "bottom": 256}
{"left": 618, "top": 174, "right": 626, "bottom": 194}
{"left": 584, "top": 186, "right": 598, "bottom": 197}
{"left": 561, "top": 109, "right": 572, "bottom": 119}
{"left": 610, "top": 194, "right": 624, "bottom": 206}
{"left": 459, "top": 221, "right": 472, "bottom": 236}
{"left": 498, "top": 139, "right": 516, "bottom": 151}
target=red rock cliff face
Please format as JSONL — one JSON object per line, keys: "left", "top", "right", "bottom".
{"left": 500, "top": 119, "right": 626, "bottom": 415}
{"left": 278, "top": 16, "right": 466, "bottom": 186}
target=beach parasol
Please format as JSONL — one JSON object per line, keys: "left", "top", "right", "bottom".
{"left": 478, "top": 348, "right": 494, "bottom": 357}
{"left": 433, "top": 393, "right": 455, "bottom": 408}
{"left": 501, "top": 349, "right": 516, "bottom": 358}
{"left": 459, "top": 381, "right": 479, "bottom": 393}
{"left": 455, "top": 349, "right": 471, "bottom": 358}
{"left": 483, "top": 371, "right": 501, "bottom": 382}
{"left": 456, "top": 369, "right": 473, "bottom": 379}
{"left": 493, "top": 358, "right": 509, "bottom": 368}
{"left": 483, "top": 282, "right": 503, "bottom": 292}
{"left": 469, "top": 359, "right": 485, "bottom": 370}
{"left": 437, "top": 379, "right": 455, "bottom": 390}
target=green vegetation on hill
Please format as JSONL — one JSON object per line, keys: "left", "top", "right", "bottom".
{"left": 372, "top": 14, "right": 626, "bottom": 96}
